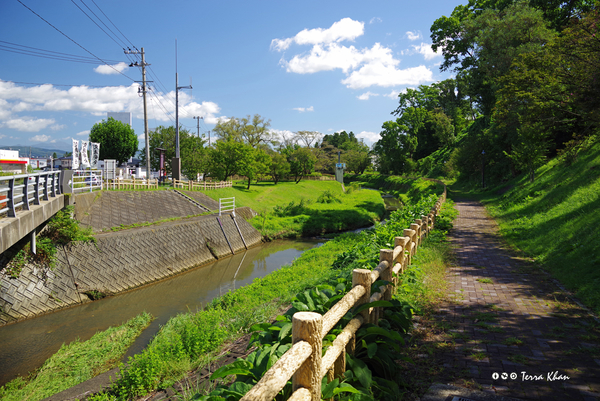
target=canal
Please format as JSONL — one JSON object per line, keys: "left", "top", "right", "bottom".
{"left": 0, "top": 239, "right": 321, "bottom": 386}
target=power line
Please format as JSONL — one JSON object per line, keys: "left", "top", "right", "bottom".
{"left": 0, "top": 40, "right": 122, "bottom": 64}
{"left": 16, "top": 0, "right": 135, "bottom": 81}
{"left": 2, "top": 80, "right": 130, "bottom": 88}
{"left": 70, "top": 0, "right": 125, "bottom": 49}
{"left": 89, "top": 0, "right": 138, "bottom": 51}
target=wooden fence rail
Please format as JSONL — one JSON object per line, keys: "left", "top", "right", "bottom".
{"left": 104, "top": 178, "right": 159, "bottom": 190}
{"left": 240, "top": 189, "right": 447, "bottom": 401}
{"left": 173, "top": 179, "right": 233, "bottom": 191}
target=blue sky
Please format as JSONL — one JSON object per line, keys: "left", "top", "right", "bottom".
{"left": 0, "top": 0, "right": 463, "bottom": 152}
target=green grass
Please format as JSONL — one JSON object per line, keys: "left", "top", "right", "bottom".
{"left": 345, "top": 173, "right": 445, "bottom": 204}
{"left": 0, "top": 313, "right": 152, "bottom": 401}
{"left": 451, "top": 141, "right": 600, "bottom": 314}
{"left": 201, "top": 180, "right": 386, "bottom": 238}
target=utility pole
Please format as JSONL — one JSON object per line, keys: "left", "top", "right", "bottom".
{"left": 125, "top": 47, "right": 152, "bottom": 182}
{"left": 193, "top": 116, "right": 202, "bottom": 138}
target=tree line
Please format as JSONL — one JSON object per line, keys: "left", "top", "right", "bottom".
{"left": 373, "top": 0, "right": 598, "bottom": 183}
{"left": 89, "top": 114, "right": 372, "bottom": 189}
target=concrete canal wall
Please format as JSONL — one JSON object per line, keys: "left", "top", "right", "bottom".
{"left": 0, "top": 190, "right": 262, "bottom": 326}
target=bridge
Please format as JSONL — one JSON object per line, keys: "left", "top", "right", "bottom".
{"left": 0, "top": 172, "right": 64, "bottom": 255}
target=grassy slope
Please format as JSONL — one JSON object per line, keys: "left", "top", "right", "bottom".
{"left": 453, "top": 142, "right": 600, "bottom": 313}
{"left": 202, "top": 180, "right": 385, "bottom": 237}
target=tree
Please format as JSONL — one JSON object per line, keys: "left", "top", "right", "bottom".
{"left": 268, "top": 151, "right": 291, "bottom": 184}
{"left": 89, "top": 117, "right": 138, "bottom": 165}
{"left": 295, "top": 131, "right": 321, "bottom": 148}
{"left": 208, "top": 140, "right": 248, "bottom": 181}
{"left": 213, "top": 114, "right": 273, "bottom": 148}
{"left": 238, "top": 147, "right": 271, "bottom": 189}
{"left": 373, "top": 120, "right": 416, "bottom": 174}
{"left": 143, "top": 125, "right": 207, "bottom": 179}
{"left": 288, "top": 147, "right": 316, "bottom": 183}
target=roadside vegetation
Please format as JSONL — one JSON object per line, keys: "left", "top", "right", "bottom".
{"left": 200, "top": 180, "right": 387, "bottom": 239}
{"left": 0, "top": 313, "right": 152, "bottom": 401}
{"left": 1, "top": 205, "right": 95, "bottom": 279}
{"left": 452, "top": 141, "right": 600, "bottom": 314}
{"left": 82, "top": 189, "right": 453, "bottom": 400}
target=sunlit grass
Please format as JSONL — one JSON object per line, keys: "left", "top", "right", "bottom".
{"left": 0, "top": 313, "right": 152, "bottom": 401}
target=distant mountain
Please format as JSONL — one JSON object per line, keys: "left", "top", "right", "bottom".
{"left": 0, "top": 146, "right": 71, "bottom": 158}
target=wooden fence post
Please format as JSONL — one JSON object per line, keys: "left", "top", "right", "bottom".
{"left": 292, "top": 312, "right": 323, "bottom": 401}
{"left": 380, "top": 249, "right": 394, "bottom": 302}
{"left": 353, "top": 269, "right": 372, "bottom": 324}
{"left": 410, "top": 223, "right": 420, "bottom": 249}
{"left": 394, "top": 236, "right": 409, "bottom": 276}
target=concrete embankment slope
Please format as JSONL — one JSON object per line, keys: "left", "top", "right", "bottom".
{"left": 0, "top": 190, "right": 262, "bottom": 326}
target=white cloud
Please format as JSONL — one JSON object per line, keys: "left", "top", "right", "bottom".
{"left": 0, "top": 80, "right": 225, "bottom": 129}
{"left": 357, "top": 91, "right": 379, "bottom": 100}
{"left": 271, "top": 18, "right": 364, "bottom": 51}
{"left": 4, "top": 117, "right": 56, "bottom": 132}
{"left": 412, "top": 43, "right": 442, "bottom": 60}
{"left": 31, "top": 134, "right": 52, "bottom": 142}
{"left": 76, "top": 130, "right": 89, "bottom": 136}
{"left": 0, "top": 134, "right": 6, "bottom": 139}
{"left": 369, "top": 17, "right": 382, "bottom": 24}
{"left": 292, "top": 106, "right": 314, "bottom": 112}
{"left": 356, "top": 131, "right": 380, "bottom": 145}
{"left": 406, "top": 31, "right": 421, "bottom": 41}
{"left": 384, "top": 89, "right": 401, "bottom": 99}
{"left": 94, "top": 62, "right": 129, "bottom": 75}
{"left": 50, "top": 124, "right": 65, "bottom": 131}
{"left": 342, "top": 63, "right": 433, "bottom": 89}
{"left": 273, "top": 20, "right": 435, "bottom": 89}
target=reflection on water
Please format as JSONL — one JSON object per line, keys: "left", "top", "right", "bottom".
{"left": 382, "top": 195, "right": 402, "bottom": 211}
{"left": 0, "top": 240, "right": 320, "bottom": 386}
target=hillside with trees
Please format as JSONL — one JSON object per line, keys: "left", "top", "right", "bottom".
{"left": 373, "top": 0, "right": 598, "bottom": 185}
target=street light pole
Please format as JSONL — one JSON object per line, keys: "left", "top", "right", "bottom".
{"left": 173, "top": 40, "right": 192, "bottom": 181}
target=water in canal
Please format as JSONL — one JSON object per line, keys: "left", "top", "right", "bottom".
{"left": 0, "top": 239, "right": 321, "bottom": 386}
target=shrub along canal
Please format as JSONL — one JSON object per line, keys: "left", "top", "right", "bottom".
{"left": 0, "top": 239, "right": 321, "bottom": 386}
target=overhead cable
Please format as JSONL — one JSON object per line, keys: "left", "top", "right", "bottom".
{"left": 16, "top": 0, "right": 135, "bottom": 81}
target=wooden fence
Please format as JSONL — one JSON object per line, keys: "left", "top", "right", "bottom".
{"left": 173, "top": 179, "right": 233, "bottom": 191}
{"left": 239, "top": 190, "right": 447, "bottom": 401}
{"left": 104, "top": 178, "right": 159, "bottom": 190}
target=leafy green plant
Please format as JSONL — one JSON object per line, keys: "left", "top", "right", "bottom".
{"left": 317, "top": 190, "right": 342, "bottom": 204}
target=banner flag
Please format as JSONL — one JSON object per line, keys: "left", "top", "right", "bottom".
{"left": 80, "top": 141, "right": 90, "bottom": 168}
{"left": 72, "top": 139, "right": 80, "bottom": 170}
{"left": 91, "top": 142, "right": 100, "bottom": 168}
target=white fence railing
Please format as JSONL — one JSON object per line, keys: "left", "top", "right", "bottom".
{"left": 71, "top": 170, "right": 103, "bottom": 194}
{"left": 0, "top": 171, "right": 62, "bottom": 217}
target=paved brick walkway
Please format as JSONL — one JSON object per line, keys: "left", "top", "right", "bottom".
{"left": 428, "top": 200, "right": 600, "bottom": 400}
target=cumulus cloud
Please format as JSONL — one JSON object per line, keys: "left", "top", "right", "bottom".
{"left": 292, "top": 106, "right": 314, "bottom": 112}
{"left": 357, "top": 91, "right": 379, "bottom": 100}
{"left": 4, "top": 117, "right": 56, "bottom": 132}
{"left": 412, "top": 43, "right": 442, "bottom": 60}
{"left": 0, "top": 80, "right": 226, "bottom": 130}
{"left": 76, "top": 130, "right": 89, "bottom": 136}
{"left": 272, "top": 19, "right": 434, "bottom": 89}
{"left": 31, "top": 134, "right": 52, "bottom": 142}
{"left": 383, "top": 89, "right": 400, "bottom": 99}
{"left": 356, "top": 130, "right": 380, "bottom": 145}
{"left": 271, "top": 18, "right": 364, "bottom": 51}
{"left": 342, "top": 63, "right": 433, "bottom": 89}
{"left": 94, "top": 62, "right": 129, "bottom": 75}
{"left": 406, "top": 31, "right": 421, "bottom": 41}
{"left": 369, "top": 17, "right": 382, "bottom": 24}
